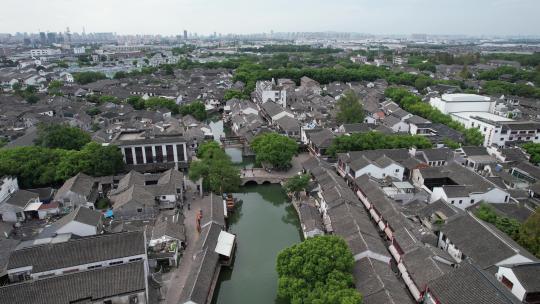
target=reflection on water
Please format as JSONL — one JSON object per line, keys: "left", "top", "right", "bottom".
{"left": 212, "top": 185, "right": 302, "bottom": 304}
{"left": 208, "top": 118, "right": 255, "bottom": 168}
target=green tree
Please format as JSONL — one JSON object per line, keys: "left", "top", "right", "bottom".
{"left": 251, "top": 133, "right": 298, "bottom": 169}
{"left": 74, "top": 142, "right": 125, "bottom": 176}
{"left": 463, "top": 128, "right": 484, "bottom": 146}
{"left": 48, "top": 80, "right": 63, "bottom": 90}
{"left": 0, "top": 142, "right": 123, "bottom": 188}
{"left": 459, "top": 65, "right": 472, "bottom": 79}
{"left": 163, "top": 64, "right": 175, "bottom": 75}
{"left": 126, "top": 96, "right": 145, "bottom": 110}
{"left": 179, "top": 101, "right": 207, "bottom": 120}
{"left": 276, "top": 235, "right": 362, "bottom": 304}
{"left": 114, "top": 71, "right": 127, "bottom": 79}
{"left": 25, "top": 94, "right": 39, "bottom": 104}
{"left": 522, "top": 143, "right": 540, "bottom": 164}
{"left": 518, "top": 210, "right": 540, "bottom": 258}
{"left": 73, "top": 71, "right": 106, "bottom": 84}
{"left": 223, "top": 89, "right": 249, "bottom": 100}
{"left": 284, "top": 174, "right": 311, "bottom": 199}
{"left": 86, "top": 107, "right": 101, "bottom": 116}
{"left": 327, "top": 131, "right": 432, "bottom": 156}
{"left": 35, "top": 123, "right": 91, "bottom": 150}
{"left": 11, "top": 82, "right": 22, "bottom": 91}
{"left": 336, "top": 90, "right": 365, "bottom": 124}
{"left": 188, "top": 142, "right": 240, "bottom": 194}
{"left": 56, "top": 61, "right": 69, "bottom": 68}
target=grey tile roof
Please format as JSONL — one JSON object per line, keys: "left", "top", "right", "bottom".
{"left": 416, "top": 148, "right": 453, "bottom": 162}
{"left": 427, "top": 262, "right": 520, "bottom": 304}
{"left": 0, "top": 261, "right": 146, "bottom": 304}
{"left": 3, "top": 190, "right": 38, "bottom": 208}
{"left": 416, "top": 162, "right": 504, "bottom": 195}
{"left": 354, "top": 258, "right": 414, "bottom": 304}
{"left": 275, "top": 116, "right": 300, "bottom": 132}
{"left": 441, "top": 214, "right": 537, "bottom": 269}
{"left": 0, "top": 239, "right": 19, "bottom": 276}
{"left": 41, "top": 206, "right": 103, "bottom": 237}
{"left": 7, "top": 231, "right": 145, "bottom": 273}
{"left": 401, "top": 245, "right": 453, "bottom": 288}
{"left": 151, "top": 211, "right": 185, "bottom": 242}
{"left": 307, "top": 129, "right": 335, "bottom": 148}
{"left": 505, "top": 262, "right": 540, "bottom": 292}
{"left": 180, "top": 222, "right": 222, "bottom": 304}
{"left": 54, "top": 173, "right": 95, "bottom": 200}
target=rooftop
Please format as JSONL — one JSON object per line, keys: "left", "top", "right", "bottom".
{"left": 441, "top": 93, "right": 491, "bottom": 102}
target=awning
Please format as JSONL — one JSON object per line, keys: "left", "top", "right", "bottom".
{"left": 215, "top": 231, "right": 235, "bottom": 257}
{"left": 24, "top": 202, "right": 42, "bottom": 211}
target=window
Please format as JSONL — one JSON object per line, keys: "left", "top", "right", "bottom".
{"left": 471, "top": 199, "right": 475, "bottom": 204}
{"left": 145, "top": 146, "right": 153, "bottom": 163}
{"left": 501, "top": 276, "right": 514, "bottom": 290}
{"left": 484, "top": 127, "right": 487, "bottom": 132}
{"left": 451, "top": 200, "right": 455, "bottom": 204}
{"left": 124, "top": 147, "right": 133, "bottom": 165}
{"left": 176, "top": 144, "right": 185, "bottom": 162}
{"left": 395, "top": 169, "right": 400, "bottom": 173}
{"left": 129, "top": 258, "right": 143, "bottom": 262}
{"left": 134, "top": 147, "right": 144, "bottom": 164}
{"left": 459, "top": 200, "right": 462, "bottom": 204}
{"left": 88, "top": 264, "right": 102, "bottom": 270}
{"left": 137, "top": 208, "right": 143, "bottom": 213}
{"left": 155, "top": 146, "right": 163, "bottom": 163}
{"left": 109, "top": 261, "right": 123, "bottom": 266}
{"left": 166, "top": 145, "right": 174, "bottom": 162}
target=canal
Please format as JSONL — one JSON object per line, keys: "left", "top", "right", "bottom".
{"left": 209, "top": 117, "right": 302, "bottom": 303}
{"left": 212, "top": 184, "right": 303, "bottom": 304}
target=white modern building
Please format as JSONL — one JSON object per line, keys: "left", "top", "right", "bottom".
{"left": 430, "top": 94, "right": 495, "bottom": 115}
{"left": 30, "top": 48, "right": 61, "bottom": 57}
{"left": 451, "top": 112, "right": 540, "bottom": 147}
{"left": 72, "top": 46, "right": 86, "bottom": 54}
{"left": 255, "top": 80, "right": 287, "bottom": 107}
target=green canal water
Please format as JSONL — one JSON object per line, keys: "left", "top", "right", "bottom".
{"left": 212, "top": 184, "right": 303, "bottom": 304}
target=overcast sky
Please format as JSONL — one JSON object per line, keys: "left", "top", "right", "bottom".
{"left": 2, "top": 0, "right": 539, "bottom": 36}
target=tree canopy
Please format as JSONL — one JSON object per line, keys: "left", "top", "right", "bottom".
{"left": 284, "top": 174, "right": 311, "bottom": 198}
{"left": 518, "top": 210, "right": 540, "bottom": 258}
{"left": 0, "top": 142, "right": 124, "bottom": 188}
{"left": 522, "top": 143, "right": 540, "bottom": 164}
{"left": 179, "top": 101, "right": 207, "bottom": 121}
{"left": 327, "top": 131, "right": 432, "bottom": 156}
{"left": 276, "top": 235, "right": 362, "bottom": 304}
{"left": 251, "top": 133, "right": 298, "bottom": 169}
{"left": 336, "top": 90, "right": 365, "bottom": 124}
{"left": 35, "top": 123, "right": 91, "bottom": 150}
{"left": 188, "top": 141, "right": 240, "bottom": 194}
{"left": 73, "top": 71, "right": 107, "bottom": 84}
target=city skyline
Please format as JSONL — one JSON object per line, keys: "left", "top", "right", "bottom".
{"left": 2, "top": 0, "right": 540, "bottom": 37}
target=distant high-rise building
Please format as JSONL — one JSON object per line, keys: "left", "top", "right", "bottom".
{"left": 47, "top": 32, "right": 56, "bottom": 43}
{"left": 183, "top": 30, "right": 188, "bottom": 40}
{"left": 39, "top": 32, "right": 46, "bottom": 44}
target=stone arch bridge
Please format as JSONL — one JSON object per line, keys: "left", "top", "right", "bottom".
{"left": 240, "top": 168, "right": 291, "bottom": 186}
